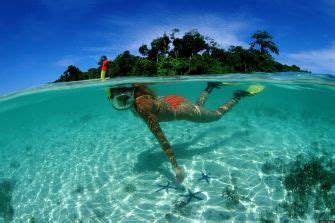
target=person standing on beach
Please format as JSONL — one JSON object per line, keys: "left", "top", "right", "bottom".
{"left": 98, "top": 56, "right": 108, "bottom": 80}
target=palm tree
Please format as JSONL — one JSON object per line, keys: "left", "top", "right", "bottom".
{"left": 250, "top": 31, "right": 279, "bottom": 55}
{"left": 161, "top": 33, "right": 171, "bottom": 56}
{"left": 139, "top": 44, "right": 149, "bottom": 57}
{"left": 170, "top": 28, "right": 179, "bottom": 40}
{"left": 151, "top": 34, "right": 171, "bottom": 58}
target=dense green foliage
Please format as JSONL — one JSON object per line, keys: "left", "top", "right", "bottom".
{"left": 54, "top": 30, "right": 302, "bottom": 82}
{"left": 54, "top": 65, "right": 88, "bottom": 82}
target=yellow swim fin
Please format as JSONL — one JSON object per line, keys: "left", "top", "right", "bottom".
{"left": 246, "top": 85, "right": 265, "bottom": 95}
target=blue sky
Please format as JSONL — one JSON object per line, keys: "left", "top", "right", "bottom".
{"left": 1, "top": 0, "right": 335, "bottom": 95}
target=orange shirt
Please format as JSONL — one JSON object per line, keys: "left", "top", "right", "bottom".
{"left": 101, "top": 60, "right": 108, "bottom": 71}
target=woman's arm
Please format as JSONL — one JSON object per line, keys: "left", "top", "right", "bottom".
{"left": 145, "top": 113, "right": 178, "bottom": 168}
{"left": 135, "top": 97, "right": 185, "bottom": 182}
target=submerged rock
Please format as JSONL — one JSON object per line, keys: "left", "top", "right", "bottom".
{"left": 283, "top": 156, "right": 335, "bottom": 194}
{"left": 278, "top": 154, "right": 335, "bottom": 219}
{"left": 222, "top": 186, "right": 249, "bottom": 204}
{"left": 261, "top": 161, "right": 275, "bottom": 174}
{"left": 123, "top": 184, "right": 136, "bottom": 193}
{"left": 0, "top": 179, "right": 15, "bottom": 222}
{"left": 25, "top": 145, "right": 32, "bottom": 152}
{"left": 9, "top": 160, "right": 20, "bottom": 169}
{"left": 73, "top": 185, "right": 84, "bottom": 194}
{"left": 79, "top": 114, "right": 93, "bottom": 123}
{"left": 257, "top": 209, "right": 276, "bottom": 223}
{"left": 172, "top": 200, "right": 192, "bottom": 217}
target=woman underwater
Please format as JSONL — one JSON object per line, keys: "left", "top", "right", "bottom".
{"left": 106, "top": 82, "right": 264, "bottom": 183}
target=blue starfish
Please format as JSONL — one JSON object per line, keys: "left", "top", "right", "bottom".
{"left": 198, "top": 171, "right": 212, "bottom": 184}
{"left": 155, "top": 182, "right": 177, "bottom": 193}
{"left": 180, "top": 189, "right": 203, "bottom": 205}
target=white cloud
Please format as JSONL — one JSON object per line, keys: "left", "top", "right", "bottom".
{"left": 281, "top": 45, "right": 335, "bottom": 74}
{"left": 86, "top": 13, "right": 255, "bottom": 56}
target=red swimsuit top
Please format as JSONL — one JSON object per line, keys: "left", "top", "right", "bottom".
{"left": 162, "top": 95, "right": 186, "bottom": 110}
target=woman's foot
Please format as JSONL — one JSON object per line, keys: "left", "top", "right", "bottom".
{"left": 233, "top": 85, "right": 265, "bottom": 100}
{"left": 233, "top": 90, "right": 251, "bottom": 99}
{"left": 205, "top": 82, "right": 223, "bottom": 93}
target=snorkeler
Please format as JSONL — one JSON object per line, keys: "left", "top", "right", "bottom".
{"left": 98, "top": 56, "right": 108, "bottom": 79}
{"left": 106, "top": 83, "right": 264, "bottom": 183}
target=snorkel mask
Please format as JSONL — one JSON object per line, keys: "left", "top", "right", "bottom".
{"left": 106, "top": 85, "right": 135, "bottom": 110}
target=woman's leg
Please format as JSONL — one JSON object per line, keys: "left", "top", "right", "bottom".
{"left": 177, "top": 97, "right": 239, "bottom": 123}
{"left": 196, "top": 82, "right": 223, "bottom": 107}
{"left": 195, "top": 91, "right": 209, "bottom": 107}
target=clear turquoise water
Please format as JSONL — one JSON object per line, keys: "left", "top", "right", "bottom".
{"left": 0, "top": 73, "right": 335, "bottom": 222}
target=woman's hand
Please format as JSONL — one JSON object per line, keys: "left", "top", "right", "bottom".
{"left": 174, "top": 166, "right": 185, "bottom": 184}
{"left": 207, "top": 82, "right": 223, "bottom": 89}
{"left": 205, "top": 82, "right": 223, "bottom": 93}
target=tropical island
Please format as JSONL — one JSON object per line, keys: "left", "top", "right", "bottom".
{"left": 54, "top": 29, "right": 302, "bottom": 82}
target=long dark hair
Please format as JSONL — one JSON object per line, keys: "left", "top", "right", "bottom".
{"left": 133, "top": 84, "right": 157, "bottom": 99}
